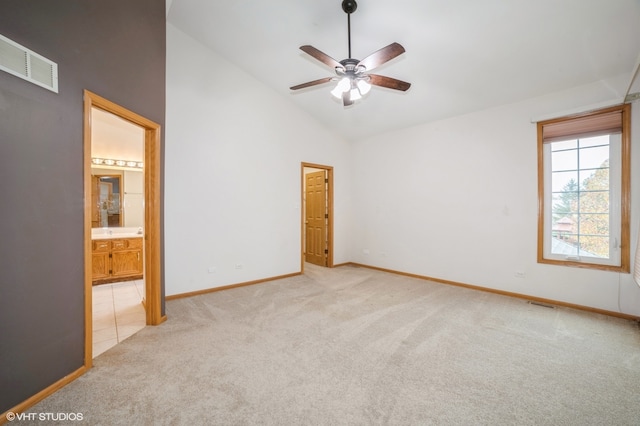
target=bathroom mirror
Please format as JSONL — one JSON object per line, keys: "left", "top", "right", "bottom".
{"left": 91, "top": 168, "right": 144, "bottom": 228}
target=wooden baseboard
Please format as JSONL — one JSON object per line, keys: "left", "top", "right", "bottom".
{"left": 167, "top": 263, "right": 638, "bottom": 320}
{"left": 348, "top": 262, "right": 640, "bottom": 321}
{"left": 1, "top": 366, "right": 87, "bottom": 425}
{"left": 166, "top": 271, "right": 302, "bottom": 300}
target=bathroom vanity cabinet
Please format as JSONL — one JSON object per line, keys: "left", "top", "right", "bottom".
{"left": 92, "top": 237, "right": 143, "bottom": 284}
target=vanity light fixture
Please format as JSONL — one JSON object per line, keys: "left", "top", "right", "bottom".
{"left": 92, "top": 157, "right": 143, "bottom": 170}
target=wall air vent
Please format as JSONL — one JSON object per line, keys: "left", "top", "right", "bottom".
{"left": 0, "top": 33, "right": 58, "bottom": 93}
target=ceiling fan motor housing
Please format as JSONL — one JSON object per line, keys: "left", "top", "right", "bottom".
{"left": 340, "top": 58, "right": 360, "bottom": 72}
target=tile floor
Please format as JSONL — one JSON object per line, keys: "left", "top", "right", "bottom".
{"left": 92, "top": 280, "right": 146, "bottom": 358}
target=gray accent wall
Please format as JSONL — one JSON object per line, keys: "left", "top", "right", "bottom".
{"left": 0, "top": 0, "right": 165, "bottom": 412}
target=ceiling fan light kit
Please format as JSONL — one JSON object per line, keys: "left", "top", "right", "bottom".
{"left": 290, "top": 0, "right": 411, "bottom": 107}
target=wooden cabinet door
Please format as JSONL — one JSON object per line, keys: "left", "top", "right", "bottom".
{"left": 111, "top": 239, "right": 143, "bottom": 278}
{"left": 92, "top": 252, "right": 111, "bottom": 280}
{"left": 92, "top": 240, "right": 111, "bottom": 281}
{"left": 92, "top": 237, "right": 143, "bottom": 283}
{"left": 111, "top": 250, "right": 142, "bottom": 277}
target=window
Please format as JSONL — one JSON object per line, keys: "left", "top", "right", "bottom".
{"left": 537, "top": 104, "right": 630, "bottom": 272}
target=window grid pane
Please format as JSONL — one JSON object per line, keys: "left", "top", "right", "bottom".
{"left": 550, "top": 138, "right": 610, "bottom": 259}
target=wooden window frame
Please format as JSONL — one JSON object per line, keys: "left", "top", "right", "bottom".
{"left": 537, "top": 104, "right": 631, "bottom": 272}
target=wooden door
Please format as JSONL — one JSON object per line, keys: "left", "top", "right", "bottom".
{"left": 305, "top": 170, "right": 327, "bottom": 266}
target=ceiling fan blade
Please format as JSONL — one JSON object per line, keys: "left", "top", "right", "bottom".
{"left": 300, "top": 45, "right": 343, "bottom": 70}
{"left": 357, "top": 42, "right": 406, "bottom": 72}
{"left": 290, "top": 77, "right": 334, "bottom": 91}
{"left": 368, "top": 74, "right": 411, "bottom": 91}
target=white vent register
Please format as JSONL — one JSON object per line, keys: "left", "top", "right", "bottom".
{"left": 0, "top": 33, "right": 58, "bottom": 93}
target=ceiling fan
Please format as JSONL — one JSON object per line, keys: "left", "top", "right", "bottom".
{"left": 290, "top": 0, "right": 411, "bottom": 106}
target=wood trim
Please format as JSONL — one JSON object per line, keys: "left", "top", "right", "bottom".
{"left": 1, "top": 366, "right": 87, "bottom": 424}
{"left": 536, "top": 120, "right": 545, "bottom": 266}
{"left": 165, "top": 272, "right": 302, "bottom": 301}
{"left": 144, "top": 115, "right": 163, "bottom": 325}
{"left": 536, "top": 103, "right": 631, "bottom": 273}
{"left": 620, "top": 103, "right": 631, "bottom": 273}
{"left": 82, "top": 94, "right": 93, "bottom": 369}
{"left": 83, "top": 90, "right": 164, "bottom": 371}
{"left": 349, "top": 262, "right": 640, "bottom": 321}
{"left": 301, "top": 162, "right": 334, "bottom": 272}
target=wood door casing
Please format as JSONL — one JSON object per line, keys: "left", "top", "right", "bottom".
{"left": 84, "top": 90, "right": 164, "bottom": 369}
{"left": 305, "top": 170, "right": 327, "bottom": 266}
{"left": 91, "top": 176, "right": 100, "bottom": 227}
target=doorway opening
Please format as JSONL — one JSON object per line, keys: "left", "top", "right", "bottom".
{"left": 301, "top": 163, "right": 334, "bottom": 271}
{"left": 83, "top": 90, "right": 164, "bottom": 368}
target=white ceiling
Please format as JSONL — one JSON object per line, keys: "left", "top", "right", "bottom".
{"left": 92, "top": 108, "right": 144, "bottom": 162}
{"left": 167, "top": 0, "right": 640, "bottom": 141}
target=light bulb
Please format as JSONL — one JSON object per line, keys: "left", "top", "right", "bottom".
{"left": 331, "top": 77, "right": 351, "bottom": 99}
{"left": 357, "top": 80, "right": 371, "bottom": 96}
{"left": 350, "top": 89, "right": 362, "bottom": 101}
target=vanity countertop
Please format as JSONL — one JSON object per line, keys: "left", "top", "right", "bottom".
{"left": 92, "top": 227, "right": 144, "bottom": 240}
{"left": 92, "top": 233, "right": 143, "bottom": 240}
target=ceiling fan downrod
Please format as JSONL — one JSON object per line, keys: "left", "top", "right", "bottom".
{"left": 342, "top": 0, "right": 358, "bottom": 59}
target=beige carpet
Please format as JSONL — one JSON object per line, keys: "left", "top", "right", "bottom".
{"left": 28, "top": 264, "right": 640, "bottom": 425}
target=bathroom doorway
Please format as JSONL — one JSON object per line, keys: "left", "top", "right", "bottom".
{"left": 83, "top": 90, "right": 163, "bottom": 368}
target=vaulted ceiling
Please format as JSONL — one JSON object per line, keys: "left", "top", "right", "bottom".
{"left": 167, "top": 0, "right": 640, "bottom": 141}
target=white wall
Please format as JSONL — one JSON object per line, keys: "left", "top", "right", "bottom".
{"left": 165, "top": 24, "right": 352, "bottom": 296}
{"left": 165, "top": 22, "right": 640, "bottom": 315}
{"left": 350, "top": 77, "right": 640, "bottom": 316}
{"left": 123, "top": 170, "right": 144, "bottom": 228}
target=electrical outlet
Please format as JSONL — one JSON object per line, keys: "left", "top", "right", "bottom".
{"left": 514, "top": 270, "right": 526, "bottom": 278}
{"left": 208, "top": 266, "right": 217, "bottom": 274}
{"left": 235, "top": 263, "right": 243, "bottom": 270}
{"left": 363, "top": 249, "right": 370, "bottom": 255}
